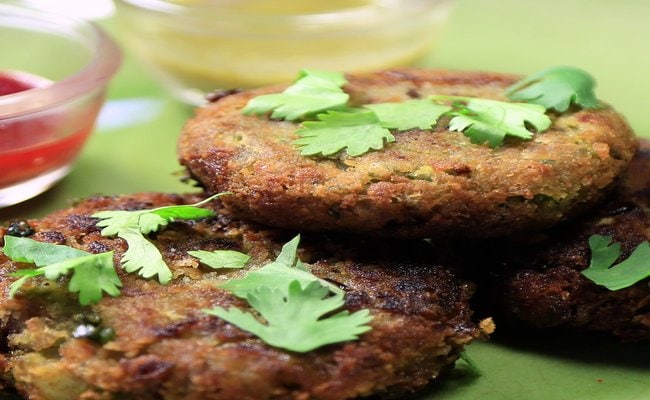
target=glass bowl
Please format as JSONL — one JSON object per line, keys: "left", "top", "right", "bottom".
{"left": 0, "top": 3, "right": 121, "bottom": 207}
{"left": 115, "top": 0, "right": 453, "bottom": 106}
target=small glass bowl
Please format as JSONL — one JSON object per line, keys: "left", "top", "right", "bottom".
{"left": 0, "top": 3, "right": 121, "bottom": 207}
{"left": 115, "top": 0, "right": 453, "bottom": 106}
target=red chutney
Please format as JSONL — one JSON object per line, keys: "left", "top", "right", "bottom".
{"left": 0, "top": 71, "right": 99, "bottom": 188}
{"left": 0, "top": 72, "right": 35, "bottom": 94}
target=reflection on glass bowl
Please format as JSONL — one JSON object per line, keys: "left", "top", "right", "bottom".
{"left": 115, "top": 0, "right": 453, "bottom": 106}
{"left": 0, "top": 3, "right": 121, "bottom": 207}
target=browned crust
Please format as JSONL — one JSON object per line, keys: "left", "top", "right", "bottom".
{"left": 0, "top": 193, "right": 487, "bottom": 400}
{"left": 178, "top": 68, "right": 638, "bottom": 238}
{"left": 473, "top": 140, "right": 650, "bottom": 341}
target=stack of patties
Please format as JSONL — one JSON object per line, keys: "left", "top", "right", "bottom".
{"left": 466, "top": 141, "right": 650, "bottom": 342}
{"left": 0, "top": 67, "right": 641, "bottom": 400}
{"left": 178, "top": 67, "right": 647, "bottom": 341}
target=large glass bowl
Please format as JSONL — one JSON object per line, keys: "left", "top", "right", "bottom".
{"left": 115, "top": 0, "right": 453, "bottom": 105}
{"left": 0, "top": 3, "right": 121, "bottom": 207}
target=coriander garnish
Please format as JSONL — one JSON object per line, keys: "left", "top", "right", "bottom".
{"left": 92, "top": 193, "right": 225, "bottom": 284}
{"left": 206, "top": 281, "right": 372, "bottom": 353}
{"left": 219, "top": 235, "right": 343, "bottom": 297}
{"left": 242, "top": 69, "right": 349, "bottom": 121}
{"left": 365, "top": 99, "right": 452, "bottom": 130}
{"left": 459, "top": 350, "right": 483, "bottom": 375}
{"left": 188, "top": 249, "right": 250, "bottom": 269}
{"left": 432, "top": 96, "right": 551, "bottom": 147}
{"left": 204, "top": 235, "right": 372, "bottom": 352}
{"left": 505, "top": 66, "right": 599, "bottom": 112}
{"left": 3, "top": 236, "right": 121, "bottom": 305}
{"left": 294, "top": 109, "right": 395, "bottom": 157}
{"left": 582, "top": 235, "right": 650, "bottom": 291}
{"left": 242, "top": 67, "right": 600, "bottom": 156}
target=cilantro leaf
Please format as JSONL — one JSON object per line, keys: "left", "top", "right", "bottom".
{"left": 2, "top": 234, "right": 87, "bottom": 264}
{"left": 205, "top": 235, "right": 372, "bottom": 352}
{"left": 364, "top": 100, "right": 452, "bottom": 130}
{"left": 204, "top": 280, "right": 372, "bottom": 352}
{"left": 294, "top": 110, "right": 395, "bottom": 157}
{"left": 295, "top": 69, "right": 347, "bottom": 87}
{"left": 93, "top": 193, "right": 220, "bottom": 236}
{"left": 272, "top": 234, "right": 307, "bottom": 271}
{"left": 505, "top": 66, "right": 599, "bottom": 112}
{"left": 56, "top": 252, "right": 121, "bottom": 305}
{"left": 92, "top": 210, "right": 147, "bottom": 236}
{"left": 128, "top": 212, "right": 169, "bottom": 236}
{"left": 220, "top": 260, "right": 342, "bottom": 297}
{"left": 118, "top": 227, "right": 172, "bottom": 284}
{"left": 149, "top": 206, "right": 215, "bottom": 227}
{"left": 459, "top": 350, "right": 483, "bottom": 375}
{"left": 188, "top": 249, "right": 250, "bottom": 269}
{"left": 582, "top": 235, "right": 650, "bottom": 291}
{"left": 8, "top": 268, "right": 43, "bottom": 299}
{"left": 3, "top": 237, "right": 120, "bottom": 305}
{"left": 242, "top": 69, "right": 349, "bottom": 121}
{"left": 92, "top": 194, "right": 223, "bottom": 284}
{"left": 437, "top": 97, "right": 551, "bottom": 147}
{"left": 219, "top": 235, "right": 343, "bottom": 297}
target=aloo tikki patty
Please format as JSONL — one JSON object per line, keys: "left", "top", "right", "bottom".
{"left": 471, "top": 140, "right": 650, "bottom": 342}
{"left": 0, "top": 193, "right": 491, "bottom": 400}
{"left": 178, "top": 68, "right": 638, "bottom": 238}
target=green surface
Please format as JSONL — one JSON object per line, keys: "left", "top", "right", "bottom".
{"left": 419, "top": 331, "right": 650, "bottom": 400}
{"left": 1, "top": 0, "right": 649, "bottom": 399}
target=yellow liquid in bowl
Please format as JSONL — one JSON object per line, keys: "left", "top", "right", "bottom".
{"left": 172, "top": 0, "right": 374, "bottom": 14}
{"left": 117, "top": 0, "right": 451, "bottom": 105}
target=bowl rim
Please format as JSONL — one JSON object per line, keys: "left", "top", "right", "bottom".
{"left": 114, "top": 0, "right": 450, "bottom": 25}
{"left": 0, "top": 4, "right": 122, "bottom": 119}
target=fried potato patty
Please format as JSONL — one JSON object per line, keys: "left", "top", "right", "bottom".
{"left": 473, "top": 140, "right": 650, "bottom": 341}
{"left": 178, "top": 68, "right": 638, "bottom": 238}
{"left": 0, "top": 193, "right": 490, "bottom": 400}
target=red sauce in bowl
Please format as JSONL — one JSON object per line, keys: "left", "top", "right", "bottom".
{"left": 0, "top": 71, "right": 98, "bottom": 188}
{"left": 0, "top": 72, "right": 36, "bottom": 94}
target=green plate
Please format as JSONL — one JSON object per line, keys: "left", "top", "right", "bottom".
{"left": 1, "top": 1, "right": 649, "bottom": 399}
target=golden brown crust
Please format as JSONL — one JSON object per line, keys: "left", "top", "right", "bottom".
{"left": 178, "top": 68, "right": 638, "bottom": 238}
{"left": 0, "top": 193, "right": 487, "bottom": 400}
{"left": 473, "top": 140, "right": 650, "bottom": 341}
